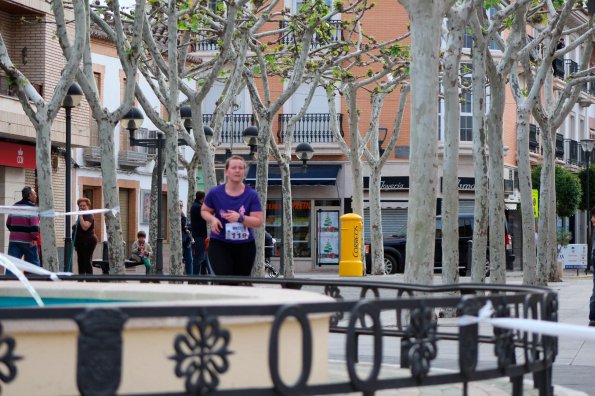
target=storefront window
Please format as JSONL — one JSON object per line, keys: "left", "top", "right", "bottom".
{"left": 265, "top": 200, "right": 311, "bottom": 257}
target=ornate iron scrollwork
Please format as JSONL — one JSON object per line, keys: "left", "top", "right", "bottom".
{"left": 458, "top": 297, "right": 480, "bottom": 379}
{"left": 170, "top": 310, "right": 232, "bottom": 395}
{"left": 493, "top": 299, "right": 516, "bottom": 371}
{"left": 75, "top": 308, "right": 128, "bottom": 396}
{"left": 401, "top": 305, "right": 437, "bottom": 382}
{"left": 324, "top": 285, "right": 344, "bottom": 327}
{"left": 0, "top": 322, "right": 21, "bottom": 391}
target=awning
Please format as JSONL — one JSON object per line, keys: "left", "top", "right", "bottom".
{"left": 245, "top": 164, "right": 340, "bottom": 186}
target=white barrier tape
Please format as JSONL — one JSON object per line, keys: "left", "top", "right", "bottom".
{"left": 459, "top": 301, "right": 595, "bottom": 342}
{"left": 0, "top": 205, "right": 119, "bottom": 218}
{"left": 0, "top": 254, "right": 73, "bottom": 307}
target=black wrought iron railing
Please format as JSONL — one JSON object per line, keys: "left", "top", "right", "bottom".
{"left": 581, "top": 76, "right": 595, "bottom": 97}
{"left": 566, "top": 59, "right": 578, "bottom": 75}
{"left": 553, "top": 58, "right": 565, "bottom": 79}
{"left": 555, "top": 133, "right": 564, "bottom": 160}
{"left": 0, "top": 275, "right": 558, "bottom": 396}
{"left": 567, "top": 139, "right": 579, "bottom": 165}
{"left": 529, "top": 124, "right": 540, "bottom": 153}
{"left": 277, "top": 113, "right": 343, "bottom": 143}
{"left": 279, "top": 20, "right": 344, "bottom": 47}
{"left": 202, "top": 113, "right": 255, "bottom": 144}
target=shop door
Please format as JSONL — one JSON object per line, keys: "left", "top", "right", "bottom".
{"left": 315, "top": 206, "right": 341, "bottom": 266}
{"left": 118, "top": 189, "right": 130, "bottom": 255}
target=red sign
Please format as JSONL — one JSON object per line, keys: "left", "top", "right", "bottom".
{"left": 0, "top": 142, "right": 36, "bottom": 169}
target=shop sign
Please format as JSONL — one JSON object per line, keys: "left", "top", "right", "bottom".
{"left": 317, "top": 210, "right": 339, "bottom": 265}
{"left": 266, "top": 200, "right": 311, "bottom": 210}
{"left": 363, "top": 176, "right": 409, "bottom": 191}
{"left": 440, "top": 177, "right": 475, "bottom": 192}
{"left": 0, "top": 142, "right": 36, "bottom": 169}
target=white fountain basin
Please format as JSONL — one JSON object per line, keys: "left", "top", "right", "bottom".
{"left": 0, "top": 281, "right": 332, "bottom": 395}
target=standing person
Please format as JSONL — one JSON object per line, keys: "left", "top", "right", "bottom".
{"left": 190, "top": 190, "right": 210, "bottom": 275}
{"left": 180, "top": 200, "right": 194, "bottom": 274}
{"left": 201, "top": 155, "right": 263, "bottom": 276}
{"left": 72, "top": 197, "right": 98, "bottom": 275}
{"left": 5, "top": 186, "right": 40, "bottom": 269}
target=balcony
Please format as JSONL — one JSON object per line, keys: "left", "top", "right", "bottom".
{"left": 555, "top": 133, "right": 564, "bottom": 160}
{"left": 279, "top": 20, "right": 344, "bottom": 48}
{"left": 189, "top": 37, "right": 218, "bottom": 52}
{"left": 277, "top": 113, "right": 343, "bottom": 144}
{"left": 202, "top": 114, "right": 255, "bottom": 143}
{"left": 118, "top": 150, "right": 149, "bottom": 168}
{"left": 83, "top": 147, "right": 101, "bottom": 164}
{"left": 553, "top": 58, "right": 565, "bottom": 79}
{"left": 567, "top": 139, "right": 579, "bottom": 165}
{"left": 529, "top": 124, "right": 540, "bottom": 154}
{"left": 0, "top": 74, "right": 43, "bottom": 98}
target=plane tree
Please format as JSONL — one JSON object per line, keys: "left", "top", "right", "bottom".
{"left": 0, "top": 0, "right": 87, "bottom": 271}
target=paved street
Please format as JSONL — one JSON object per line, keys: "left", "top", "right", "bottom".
{"left": 294, "top": 269, "right": 595, "bottom": 395}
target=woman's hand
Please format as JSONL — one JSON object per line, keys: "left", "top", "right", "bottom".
{"left": 210, "top": 217, "right": 223, "bottom": 234}
{"left": 221, "top": 210, "right": 241, "bottom": 223}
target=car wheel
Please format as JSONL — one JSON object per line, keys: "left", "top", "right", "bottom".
{"left": 384, "top": 254, "right": 398, "bottom": 274}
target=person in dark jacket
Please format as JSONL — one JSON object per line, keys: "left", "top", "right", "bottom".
{"left": 190, "top": 190, "right": 211, "bottom": 274}
{"left": 180, "top": 200, "right": 194, "bottom": 274}
{"left": 5, "top": 186, "right": 40, "bottom": 269}
{"left": 72, "top": 197, "right": 98, "bottom": 274}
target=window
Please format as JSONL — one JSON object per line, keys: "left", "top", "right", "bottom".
{"left": 265, "top": 200, "right": 312, "bottom": 258}
{"left": 296, "top": 0, "right": 332, "bottom": 11}
{"left": 460, "top": 75, "right": 473, "bottom": 141}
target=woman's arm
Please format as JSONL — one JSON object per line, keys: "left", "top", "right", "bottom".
{"left": 78, "top": 214, "right": 93, "bottom": 231}
{"left": 201, "top": 203, "right": 222, "bottom": 233}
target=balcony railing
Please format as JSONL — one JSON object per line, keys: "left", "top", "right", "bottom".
{"left": 555, "top": 133, "right": 564, "bottom": 160}
{"left": 0, "top": 74, "right": 43, "bottom": 98}
{"left": 529, "top": 124, "right": 540, "bottom": 154}
{"left": 189, "top": 36, "right": 218, "bottom": 52}
{"left": 279, "top": 20, "right": 344, "bottom": 48}
{"left": 581, "top": 76, "right": 595, "bottom": 97}
{"left": 277, "top": 113, "right": 343, "bottom": 144}
{"left": 553, "top": 58, "right": 565, "bottom": 79}
{"left": 567, "top": 139, "right": 579, "bottom": 165}
{"left": 202, "top": 113, "right": 255, "bottom": 144}
{"left": 566, "top": 59, "right": 578, "bottom": 75}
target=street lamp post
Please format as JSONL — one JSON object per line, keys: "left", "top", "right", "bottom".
{"left": 581, "top": 139, "right": 595, "bottom": 273}
{"left": 61, "top": 83, "right": 83, "bottom": 272}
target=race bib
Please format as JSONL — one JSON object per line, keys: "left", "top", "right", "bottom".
{"left": 225, "top": 222, "right": 249, "bottom": 241}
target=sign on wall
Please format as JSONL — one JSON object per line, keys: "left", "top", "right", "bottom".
{"left": 317, "top": 210, "right": 339, "bottom": 265}
{"left": 558, "top": 244, "right": 587, "bottom": 269}
{"left": 363, "top": 176, "right": 409, "bottom": 191}
{"left": 0, "top": 142, "right": 36, "bottom": 169}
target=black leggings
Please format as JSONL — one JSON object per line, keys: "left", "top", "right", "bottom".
{"left": 207, "top": 239, "right": 255, "bottom": 276}
{"left": 75, "top": 240, "right": 97, "bottom": 275}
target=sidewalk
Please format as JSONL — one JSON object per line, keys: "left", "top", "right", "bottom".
{"left": 294, "top": 269, "right": 595, "bottom": 395}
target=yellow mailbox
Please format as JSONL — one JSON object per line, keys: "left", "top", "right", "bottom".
{"left": 339, "top": 213, "right": 364, "bottom": 276}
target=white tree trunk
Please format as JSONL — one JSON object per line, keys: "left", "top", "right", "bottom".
{"left": 516, "top": 108, "right": 538, "bottom": 284}
{"left": 538, "top": 123, "right": 558, "bottom": 282}
{"left": 470, "top": 14, "right": 488, "bottom": 283}
{"left": 37, "top": 123, "right": 60, "bottom": 271}
{"left": 402, "top": 2, "right": 444, "bottom": 285}
{"left": 252, "top": 118, "right": 272, "bottom": 277}
{"left": 97, "top": 120, "right": 126, "bottom": 274}
{"left": 441, "top": 12, "right": 465, "bottom": 286}
{"left": 485, "top": 76, "right": 507, "bottom": 284}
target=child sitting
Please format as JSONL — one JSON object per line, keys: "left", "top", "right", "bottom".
{"left": 131, "top": 230, "right": 153, "bottom": 272}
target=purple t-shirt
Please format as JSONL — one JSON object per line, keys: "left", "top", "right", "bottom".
{"left": 204, "top": 184, "right": 262, "bottom": 243}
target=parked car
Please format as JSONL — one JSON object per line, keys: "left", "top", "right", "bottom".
{"left": 365, "top": 214, "right": 514, "bottom": 275}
